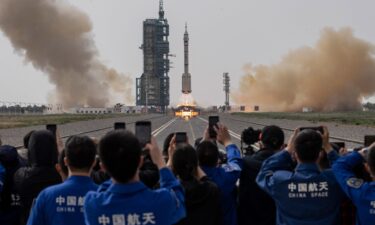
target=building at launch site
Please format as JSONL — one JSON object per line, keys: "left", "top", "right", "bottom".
{"left": 136, "top": 0, "right": 170, "bottom": 112}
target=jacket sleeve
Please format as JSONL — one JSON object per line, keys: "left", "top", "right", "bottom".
{"left": 327, "top": 150, "right": 340, "bottom": 163}
{"left": 0, "top": 163, "right": 5, "bottom": 193}
{"left": 26, "top": 191, "right": 47, "bottom": 225}
{"left": 159, "top": 167, "right": 186, "bottom": 224}
{"left": 256, "top": 150, "right": 293, "bottom": 196}
{"left": 222, "top": 144, "right": 243, "bottom": 183}
{"left": 332, "top": 152, "right": 367, "bottom": 205}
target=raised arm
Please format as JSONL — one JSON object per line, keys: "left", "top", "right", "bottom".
{"left": 332, "top": 150, "right": 367, "bottom": 204}
{"left": 147, "top": 137, "right": 186, "bottom": 224}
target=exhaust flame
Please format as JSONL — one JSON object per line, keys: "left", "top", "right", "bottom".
{"left": 233, "top": 27, "right": 375, "bottom": 112}
{"left": 0, "top": 0, "right": 132, "bottom": 108}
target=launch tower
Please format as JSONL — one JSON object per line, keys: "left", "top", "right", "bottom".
{"left": 136, "top": 0, "right": 170, "bottom": 112}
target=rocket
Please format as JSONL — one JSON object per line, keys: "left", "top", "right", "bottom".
{"left": 182, "top": 23, "right": 192, "bottom": 94}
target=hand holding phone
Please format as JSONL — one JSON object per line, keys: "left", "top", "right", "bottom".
{"left": 175, "top": 132, "right": 187, "bottom": 144}
{"left": 46, "top": 124, "right": 57, "bottom": 137}
{"left": 135, "top": 121, "right": 151, "bottom": 148}
{"left": 209, "top": 116, "right": 219, "bottom": 138}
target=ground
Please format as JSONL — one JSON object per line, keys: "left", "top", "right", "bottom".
{"left": 232, "top": 111, "right": 375, "bottom": 127}
{"left": 0, "top": 114, "right": 131, "bottom": 129}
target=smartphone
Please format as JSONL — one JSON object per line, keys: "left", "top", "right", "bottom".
{"left": 330, "top": 142, "right": 345, "bottom": 151}
{"left": 114, "top": 122, "right": 126, "bottom": 130}
{"left": 300, "top": 126, "right": 323, "bottom": 134}
{"left": 175, "top": 132, "right": 187, "bottom": 144}
{"left": 209, "top": 116, "right": 219, "bottom": 138}
{"left": 364, "top": 135, "right": 375, "bottom": 147}
{"left": 46, "top": 124, "right": 57, "bottom": 137}
{"left": 135, "top": 121, "right": 152, "bottom": 147}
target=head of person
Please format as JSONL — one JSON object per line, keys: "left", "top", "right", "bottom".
{"left": 261, "top": 125, "right": 285, "bottom": 150}
{"left": 28, "top": 130, "right": 58, "bottom": 167}
{"left": 0, "top": 145, "right": 24, "bottom": 169}
{"left": 294, "top": 129, "right": 323, "bottom": 163}
{"left": 55, "top": 149, "right": 69, "bottom": 180}
{"left": 367, "top": 144, "right": 375, "bottom": 179}
{"left": 196, "top": 141, "right": 219, "bottom": 167}
{"left": 23, "top": 130, "right": 35, "bottom": 149}
{"left": 64, "top": 135, "right": 97, "bottom": 174}
{"left": 172, "top": 144, "right": 198, "bottom": 181}
{"left": 163, "top": 133, "right": 175, "bottom": 162}
{"left": 99, "top": 130, "right": 142, "bottom": 183}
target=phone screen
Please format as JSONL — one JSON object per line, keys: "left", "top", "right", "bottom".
{"left": 46, "top": 124, "right": 57, "bottom": 137}
{"left": 300, "top": 127, "right": 323, "bottom": 134}
{"left": 114, "top": 122, "right": 126, "bottom": 130}
{"left": 135, "top": 121, "right": 151, "bottom": 147}
{"left": 209, "top": 116, "right": 219, "bottom": 138}
{"left": 364, "top": 135, "right": 375, "bottom": 147}
{"left": 175, "top": 132, "right": 187, "bottom": 144}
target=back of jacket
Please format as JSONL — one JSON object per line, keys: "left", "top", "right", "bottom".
{"left": 14, "top": 167, "right": 61, "bottom": 224}
{"left": 176, "top": 177, "right": 221, "bottom": 225}
{"left": 238, "top": 149, "right": 277, "bottom": 225}
{"left": 257, "top": 150, "right": 344, "bottom": 225}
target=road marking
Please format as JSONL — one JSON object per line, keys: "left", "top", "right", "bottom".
{"left": 197, "top": 117, "right": 241, "bottom": 141}
{"left": 188, "top": 119, "right": 196, "bottom": 141}
{"left": 152, "top": 118, "right": 177, "bottom": 137}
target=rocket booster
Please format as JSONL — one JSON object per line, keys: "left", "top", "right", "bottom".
{"left": 182, "top": 23, "right": 191, "bottom": 94}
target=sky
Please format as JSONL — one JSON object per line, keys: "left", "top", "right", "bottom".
{"left": 0, "top": 0, "right": 375, "bottom": 107}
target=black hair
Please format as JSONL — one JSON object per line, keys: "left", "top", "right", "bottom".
{"left": 28, "top": 130, "right": 58, "bottom": 166}
{"left": 196, "top": 141, "right": 219, "bottom": 167}
{"left": 23, "top": 130, "right": 35, "bottom": 149}
{"left": 99, "top": 130, "right": 142, "bottom": 183}
{"left": 58, "top": 149, "right": 69, "bottom": 176}
{"left": 65, "top": 136, "right": 96, "bottom": 171}
{"left": 295, "top": 129, "right": 322, "bottom": 163}
{"left": 367, "top": 146, "right": 375, "bottom": 176}
{"left": 261, "top": 125, "right": 285, "bottom": 150}
{"left": 172, "top": 144, "right": 198, "bottom": 181}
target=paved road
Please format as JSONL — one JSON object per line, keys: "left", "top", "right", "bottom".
{"left": 1, "top": 113, "right": 371, "bottom": 151}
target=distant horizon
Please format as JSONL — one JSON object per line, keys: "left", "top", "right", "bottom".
{"left": 1, "top": 0, "right": 375, "bottom": 108}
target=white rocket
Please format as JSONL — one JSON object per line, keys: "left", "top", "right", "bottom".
{"left": 182, "top": 23, "right": 191, "bottom": 94}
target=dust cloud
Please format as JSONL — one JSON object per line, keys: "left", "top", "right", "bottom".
{"left": 0, "top": 0, "right": 132, "bottom": 108}
{"left": 233, "top": 28, "right": 375, "bottom": 112}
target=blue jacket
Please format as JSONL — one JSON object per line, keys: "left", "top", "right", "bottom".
{"left": 84, "top": 167, "right": 186, "bottom": 225}
{"left": 201, "top": 144, "right": 242, "bottom": 225}
{"left": 27, "top": 176, "right": 98, "bottom": 225}
{"left": 332, "top": 151, "right": 375, "bottom": 225}
{"left": 0, "top": 163, "right": 4, "bottom": 193}
{"left": 256, "top": 150, "right": 344, "bottom": 225}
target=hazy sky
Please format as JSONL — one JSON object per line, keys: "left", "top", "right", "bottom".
{"left": 1, "top": 0, "right": 375, "bottom": 107}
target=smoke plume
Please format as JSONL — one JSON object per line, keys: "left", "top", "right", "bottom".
{"left": 0, "top": 0, "right": 132, "bottom": 108}
{"left": 233, "top": 28, "right": 375, "bottom": 112}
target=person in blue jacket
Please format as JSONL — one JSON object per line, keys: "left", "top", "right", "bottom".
{"left": 27, "top": 135, "right": 98, "bottom": 225}
{"left": 84, "top": 130, "right": 186, "bottom": 225}
{"left": 197, "top": 124, "right": 243, "bottom": 225}
{"left": 256, "top": 127, "right": 344, "bottom": 225}
{"left": 332, "top": 144, "right": 375, "bottom": 225}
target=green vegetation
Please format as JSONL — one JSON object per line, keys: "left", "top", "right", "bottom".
{"left": 0, "top": 114, "right": 132, "bottom": 129}
{"left": 232, "top": 111, "right": 375, "bottom": 127}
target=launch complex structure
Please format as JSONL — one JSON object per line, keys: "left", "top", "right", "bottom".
{"left": 136, "top": 0, "right": 198, "bottom": 118}
{"left": 136, "top": 0, "right": 170, "bottom": 112}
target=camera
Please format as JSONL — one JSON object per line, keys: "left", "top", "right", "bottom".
{"left": 241, "top": 127, "right": 261, "bottom": 156}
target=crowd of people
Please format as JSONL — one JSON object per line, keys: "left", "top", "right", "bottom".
{"left": 0, "top": 121, "right": 374, "bottom": 225}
